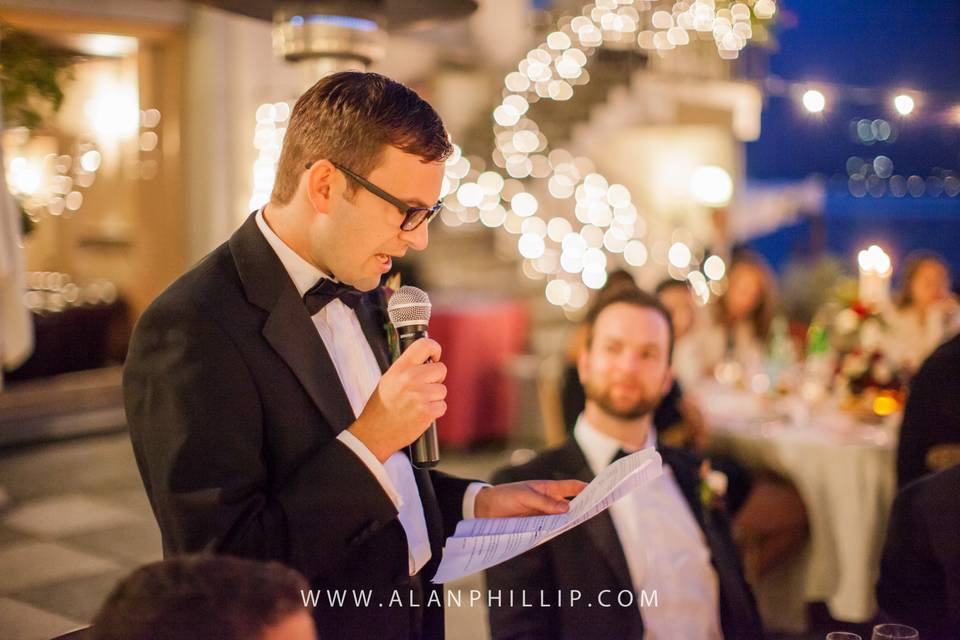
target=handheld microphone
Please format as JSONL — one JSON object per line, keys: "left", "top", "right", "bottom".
{"left": 386, "top": 286, "right": 440, "bottom": 469}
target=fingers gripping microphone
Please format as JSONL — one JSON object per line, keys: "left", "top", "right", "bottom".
{"left": 387, "top": 286, "right": 440, "bottom": 469}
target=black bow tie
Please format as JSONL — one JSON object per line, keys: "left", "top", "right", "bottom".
{"left": 303, "top": 278, "right": 363, "bottom": 314}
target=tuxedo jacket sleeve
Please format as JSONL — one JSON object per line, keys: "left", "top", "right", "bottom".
{"left": 124, "top": 292, "right": 401, "bottom": 578}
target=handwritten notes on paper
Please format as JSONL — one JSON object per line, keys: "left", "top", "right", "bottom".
{"left": 432, "top": 447, "right": 662, "bottom": 583}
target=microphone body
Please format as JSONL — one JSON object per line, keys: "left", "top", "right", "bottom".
{"left": 397, "top": 324, "right": 440, "bottom": 468}
{"left": 387, "top": 286, "right": 440, "bottom": 469}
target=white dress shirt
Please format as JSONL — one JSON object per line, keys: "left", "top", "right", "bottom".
{"left": 255, "top": 209, "right": 483, "bottom": 576}
{"left": 574, "top": 415, "right": 722, "bottom": 640}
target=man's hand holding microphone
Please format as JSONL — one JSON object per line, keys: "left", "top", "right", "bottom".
{"left": 348, "top": 336, "right": 446, "bottom": 465}
{"left": 350, "top": 285, "right": 586, "bottom": 518}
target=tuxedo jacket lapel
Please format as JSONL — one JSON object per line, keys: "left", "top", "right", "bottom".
{"left": 262, "top": 288, "right": 357, "bottom": 433}
{"left": 554, "top": 440, "right": 634, "bottom": 594}
{"left": 659, "top": 448, "right": 730, "bottom": 570}
{"left": 229, "top": 214, "right": 356, "bottom": 434}
{"left": 658, "top": 448, "right": 733, "bottom": 567}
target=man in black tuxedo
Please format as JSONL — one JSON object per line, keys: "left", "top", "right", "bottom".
{"left": 124, "top": 72, "right": 583, "bottom": 640}
{"left": 486, "top": 288, "right": 762, "bottom": 639}
{"left": 877, "top": 464, "right": 960, "bottom": 639}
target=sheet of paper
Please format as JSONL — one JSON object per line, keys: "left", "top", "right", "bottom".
{"left": 432, "top": 447, "right": 662, "bottom": 583}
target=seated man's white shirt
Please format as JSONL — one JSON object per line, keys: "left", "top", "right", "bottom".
{"left": 574, "top": 415, "right": 722, "bottom": 640}
{"left": 256, "top": 209, "right": 485, "bottom": 575}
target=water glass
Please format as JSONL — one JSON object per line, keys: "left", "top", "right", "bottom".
{"left": 872, "top": 623, "right": 919, "bottom": 640}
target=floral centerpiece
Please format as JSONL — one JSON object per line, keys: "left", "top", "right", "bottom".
{"left": 813, "top": 299, "right": 906, "bottom": 414}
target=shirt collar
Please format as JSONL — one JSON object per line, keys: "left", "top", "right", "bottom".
{"left": 573, "top": 413, "right": 657, "bottom": 477}
{"left": 255, "top": 207, "right": 331, "bottom": 298}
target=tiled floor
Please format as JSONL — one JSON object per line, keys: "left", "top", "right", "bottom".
{"left": 0, "top": 432, "right": 511, "bottom": 640}
{"left": 0, "top": 434, "right": 163, "bottom": 639}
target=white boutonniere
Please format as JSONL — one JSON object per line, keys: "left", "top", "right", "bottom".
{"left": 698, "top": 460, "right": 728, "bottom": 512}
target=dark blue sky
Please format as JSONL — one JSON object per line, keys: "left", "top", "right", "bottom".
{"left": 746, "top": 0, "right": 960, "bottom": 180}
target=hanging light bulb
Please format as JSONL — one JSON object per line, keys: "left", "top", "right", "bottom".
{"left": 802, "top": 89, "right": 826, "bottom": 114}
{"left": 893, "top": 93, "right": 915, "bottom": 116}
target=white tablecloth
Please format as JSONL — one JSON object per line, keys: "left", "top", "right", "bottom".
{"left": 693, "top": 381, "right": 897, "bottom": 628}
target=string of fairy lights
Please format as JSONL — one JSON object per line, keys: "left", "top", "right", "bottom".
{"left": 249, "top": 0, "right": 959, "bottom": 311}
{"left": 438, "top": 0, "right": 780, "bottom": 312}
{"left": 7, "top": 107, "right": 164, "bottom": 222}
{"left": 768, "top": 77, "right": 960, "bottom": 200}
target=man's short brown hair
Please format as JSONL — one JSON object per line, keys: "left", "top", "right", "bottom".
{"left": 89, "top": 554, "right": 310, "bottom": 640}
{"left": 583, "top": 287, "right": 675, "bottom": 363}
{"left": 270, "top": 71, "right": 452, "bottom": 204}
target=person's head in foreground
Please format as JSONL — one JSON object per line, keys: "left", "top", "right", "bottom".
{"left": 579, "top": 288, "right": 675, "bottom": 444}
{"left": 89, "top": 555, "right": 315, "bottom": 640}
{"left": 267, "top": 70, "right": 452, "bottom": 292}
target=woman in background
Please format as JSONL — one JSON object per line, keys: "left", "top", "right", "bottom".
{"left": 680, "top": 253, "right": 808, "bottom": 579}
{"left": 683, "top": 249, "right": 777, "bottom": 386}
{"left": 886, "top": 251, "right": 960, "bottom": 372}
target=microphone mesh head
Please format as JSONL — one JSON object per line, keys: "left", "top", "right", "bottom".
{"left": 387, "top": 286, "right": 432, "bottom": 327}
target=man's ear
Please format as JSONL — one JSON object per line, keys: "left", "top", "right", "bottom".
{"left": 304, "top": 159, "right": 338, "bottom": 216}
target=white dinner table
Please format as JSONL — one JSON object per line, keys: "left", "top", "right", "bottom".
{"left": 692, "top": 380, "right": 898, "bottom": 632}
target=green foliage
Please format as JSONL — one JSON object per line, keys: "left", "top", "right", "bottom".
{"left": 781, "top": 255, "right": 855, "bottom": 323}
{"left": 1, "top": 24, "right": 77, "bottom": 130}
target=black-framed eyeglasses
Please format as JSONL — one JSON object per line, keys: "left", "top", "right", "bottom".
{"left": 305, "top": 160, "right": 443, "bottom": 231}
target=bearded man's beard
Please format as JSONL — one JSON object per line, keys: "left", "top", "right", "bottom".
{"left": 583, "top": 381, "right": 663, "bottom": 420}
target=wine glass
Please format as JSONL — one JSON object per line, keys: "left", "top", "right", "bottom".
{"left": 872, "top": 623, "right": 919, "bottom": 640}
{"left": 826, "top": 632, "right": 862, "bottom": 640}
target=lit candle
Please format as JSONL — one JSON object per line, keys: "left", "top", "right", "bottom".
{"left": 858, "top": 244, "right": 892, "bottom": 308}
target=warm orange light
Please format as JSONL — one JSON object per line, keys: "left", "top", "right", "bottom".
{"left": 873, "top": 393, "right": 900, "bottom": 417}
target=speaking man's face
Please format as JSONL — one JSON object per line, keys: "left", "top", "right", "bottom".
{"left": 578, "top": 303, "right": 673, "bottom": 420}
{"left": 316, "top": 145, "right": 444, "bottom": 292}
